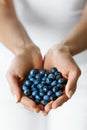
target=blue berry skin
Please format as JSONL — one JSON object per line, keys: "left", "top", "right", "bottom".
{"left": 56, "top": 75, "right": 61, "bottom": 80}
{"left": 29, "top": 95, "right": 35, "bottom": 100}
{"left": 41, "top": 80, "right": 46, "bottom": 85}
{"left": 43, "top": 86, "right": 48, "bottom": 92}
{"left": 35, "top": 74, "right": 42, "bottom": 79}
{"left": 37, "top": 83, "right": 43, "bottom": 89}
{"left": 23, "top": 89, "right": 31, "bottom": 96}
{"left": 24, "top": 80, "right": 32, "bottom": 86}
{"left": 46, "top": 78, "right": 52, "bottom": 84}
{"left": 44, "top": 73, "right": 48, "bottom": 77}
{"left": 32, "top": 91, "right": 38, "bottom": 96}
{"left": 42, "top": 77, "right": 47, "bottom": 81}
{"left": 58, "top": 78, "right": 66, "bottom": 84}
{"left": 54, "top": 71, "right": 60, "bottom": 76}
{"left": 39, "top": 69, "right": 46, "bottom": 75}
{"left": 29, "top": 77, "right": 35, "bottom": 82}
{"left": 50, "top": 93, "right": 56, "bottom": 100}
{"left": 41, "top": 100, "right": 48, "bottom": 106}
{"left": 50, "top": 67, "right": 57, "bottom": 73}
{"left": 31, "top": 87, "right": 38, "bottom": 91}
{"left": 51, "top": 80, "right": 57, "bottom": 86}
{"left": 47, "top": 90, "right": 52, "bottom": 96}
{"left": 35, "top": 99, "right": 40, "bottom": 104}
{"left": 57, "top": 84, "right": 65, "bottom": 90}
{"left": 43, "top": 95, "right": 50, "bottom": 101}
{"left": 34, "top": 79, "right": 40, "bottom": 85}
{"left": 52, "top": 86, "right": 59, "bottom": 93}
{"left": 55, "top": 90, "right": 62, "bottom": 97}
{"left": 35, "top": 95, "right": 41, "bottom": 101}
{"left": 22, "top": 84, "right": 29, "bottom": 91}
{"left": 48, "top": 73, "right": 55, "bottom": 80}
{"left": 29, "top": 69, "right": 37, "bottom": 77}
{"left": 39, "top": 91, "right": 45, "bottom": 97}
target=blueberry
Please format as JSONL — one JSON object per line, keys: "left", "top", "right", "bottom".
{"left": 24, "top": 80, "right": 32, "bottom": 86}
{"left": 29, "top": 69, "right": 38, "bottom": 77}
{"left": 41, "top": 100, "right": 48, "bottom": 105}
{"left": 43, "top": 95, "right": 50, "bottom": 101}
{"left": 29, "top": 77, "right": 35, "bottom": 82}
{"left": 46, "top": 78, "right": 52, "bottom": 84}
{"left": 35, "top": 99, "right": 40, "bottom": 104}
{"left": 29, "top": 95, "right": 35, "bottom": 100}
{"left": 57, "top": 84, "right": 65, "bottom": 90}
{"left": 34, "top": 79, "right": 40, "bottom": 85}
{"left": 47, "top": 73, "right": 55, "bottom": 80}
{"left": 51, "top": 80, "right": 57, "bottom": 86}
{"left": 23, "top": 89, "right": 31, "bottom": 96}
{"left": 32, "top": 91, "right": 38, "bottom": 96}
{"left": 31, "top": 87, "right": 38, "bottom": 91}
{"left": 35, "top": 74, "right": 42, "bottom": 79}
{"left": 35, "top": 95, "right": 41, "bottom": 101}
{"left": 50, "top": 67, "right": 57, "bottom": 73}
{"left": 44, "top": 73, "right": 48, "bottom": 77}
{"left": 47, "top": 90, "right": 52, "bottom": 96}
{"left": 49, "top": 94, "right": 56, "bottom": 100}
{"left": 41, "top": 80, "right": 46, "bottom": 85}
{"left": 37, "top": 83, "right": 43, "bottom": 89}
{"left": 54, "top": 71, "right": 60, "bottom": 76}
{"left": 43, "top": 86, "right": 48, "bottom": 92}
{"left": 39, "top": 69, "right": 46, "bottom": 75}
{"left": 52, "top": 86, "right": 59, "bottom": 92}
{"left": 55, "top": 90, "right": 62, "bottom": 97}
{"left": 42, "top": 77, "right": 47, "bottom": 81}
{"left": 58, "top": 78, "right": 65, "bottom": 84}
{"left": 56, "top": 75, "right": 61, "bottom": 80}
{"left": 22, "top": 84, "right": 29, "bottom": 91}
{"left": 39, "top": 91, "right": 45, "bottom": 97}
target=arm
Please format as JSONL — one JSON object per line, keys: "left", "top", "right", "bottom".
{"left": 44, "top": 4, "right": 87, "bottom": 113}
{"left": 62, "top": 3, "right": 87, "bottom": 55}
{"left": 0, "top": 0, "right": 33, "bottom": 55}
{"left": 0, "top": 0, "right": 43, "bottom": 113}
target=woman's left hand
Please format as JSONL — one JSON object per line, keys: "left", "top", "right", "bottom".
{"left": 43, "top": 44, "right": 81, "bottom": 114}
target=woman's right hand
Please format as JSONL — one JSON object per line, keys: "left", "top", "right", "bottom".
{"left": 6, "top": 43, "right": 44, "bottom": 113}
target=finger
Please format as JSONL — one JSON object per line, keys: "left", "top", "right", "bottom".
{"left": 20, "top": 96, "right": 40, "bottom": 112}
{"left": 37, "top": 104, "right": 44, "bottom": 111}
{"left": 32, "top": 54, "right": 43, "bottom": 70}
{"left": 65, "top": 71, "right": 80, "bottom": 98}
{"left": 52, "top": 94, "right": 68, "bottom": 109}
{"left": 45, "top": 101, "right": 53, "bottom": 112}
{"left": 6, "top": 72, "right": 22, "bottom": 103}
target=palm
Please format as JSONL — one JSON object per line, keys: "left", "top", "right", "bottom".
{"left": 7, "top": 46, "right": 44, "bottom": 112}
{"left": 44, "top": 47, "right": 81, "bottom": 113}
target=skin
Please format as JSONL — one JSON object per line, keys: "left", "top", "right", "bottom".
{"left": 0, "top": 0, "right": 87, "bottom": 115}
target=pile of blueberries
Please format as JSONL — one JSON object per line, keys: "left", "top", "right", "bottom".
{"left": 22, "top": 67, "right": 67, "bottom": 105}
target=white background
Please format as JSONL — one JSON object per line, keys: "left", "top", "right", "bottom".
{"left": 0, "top": 0, "right": 87, "bottom": 130}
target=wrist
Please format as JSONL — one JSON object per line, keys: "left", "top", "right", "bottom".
{"left": 52, "top": 43, "right": 71, "bottom": 56}
{"left": 11, "top": 41, "right": 34, "bottom": 56}
{"left": 0, "top": 0, "right": 13, "bottom": 6}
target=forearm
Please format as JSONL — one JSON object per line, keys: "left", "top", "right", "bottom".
{"left": 0, "top": 0, "right": 33, "bottom": 55}
{"left": 62, "top": 4, "right": 87, "bottom": 56}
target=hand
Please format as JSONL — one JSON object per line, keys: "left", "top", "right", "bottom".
{"left": 43, "top": 44, "right": 81, "bottom": 113}
{"left": 6, "top": 44, "right": 44, "bottom": 113}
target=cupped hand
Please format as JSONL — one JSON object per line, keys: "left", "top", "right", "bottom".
{"left": 43, "top": 44, "right": 81, "bottom": 113}
{"left": 6, "top": 44, "right": 44, "bottom": 113}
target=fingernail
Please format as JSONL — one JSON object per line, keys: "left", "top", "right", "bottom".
{"left": 14, "top": 94, "right": 18, "bottom": 103}
{"left": 68, "top": 90, "right": 73, "bottom": 98}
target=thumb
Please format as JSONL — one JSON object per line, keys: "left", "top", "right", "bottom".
{"left": 6, "top": 72, "right": 22, "bottom": 103}
{"left": 65, "top": 72, "right": 78, "bottom": 98}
